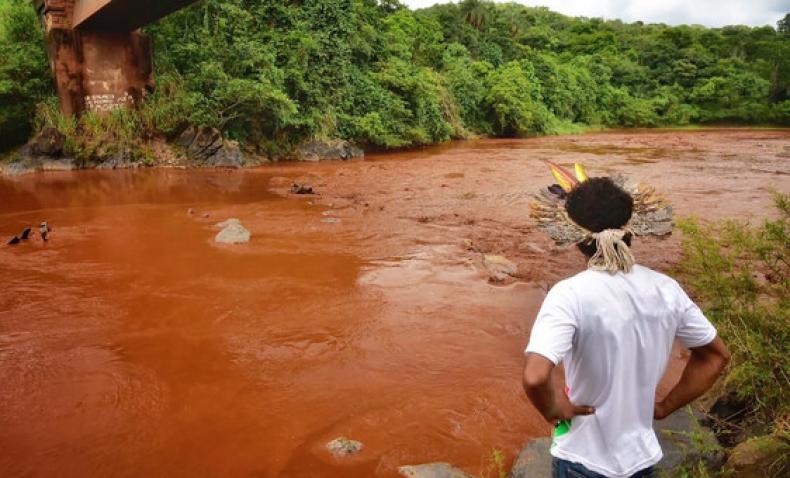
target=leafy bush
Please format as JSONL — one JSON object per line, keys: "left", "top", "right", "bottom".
{"left": 675, "top": 193, "right": 789, "bottom": 427}
{"left": 0, "top": 0, "right": 54, "bottom": 152}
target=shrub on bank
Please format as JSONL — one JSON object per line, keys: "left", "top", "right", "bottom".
{"left": 675, "top": 193, "right": 789, "bottom": 431}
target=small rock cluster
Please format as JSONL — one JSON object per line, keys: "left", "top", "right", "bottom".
{"left": 483, "top": 254, "right": 518, "bottom": 283}
{"left": 294, "top": 139, "right": 363, "bottom": 162}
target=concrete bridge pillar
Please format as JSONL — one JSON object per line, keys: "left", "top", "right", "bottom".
{"left": 34, "top": 0, "right": 154, "bottom": 116}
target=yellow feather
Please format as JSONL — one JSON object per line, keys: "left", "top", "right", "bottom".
{"left": 574, "top": 163, "right": 589, "bottom": 182}
{"left": 551, "top": 168, "right": 575, "bottom": 192}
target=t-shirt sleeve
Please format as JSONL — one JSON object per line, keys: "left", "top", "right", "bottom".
{"left": 673, "top": 282, "right": 717, "bottom": 348}
{"left": 524, "top": 282, "right": 578, "bottom": 365}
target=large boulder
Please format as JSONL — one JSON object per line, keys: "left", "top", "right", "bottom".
{"left": 509, "top": 438, "right": 552, "bottom": 478}
{"left": 655, "top": 407, "right": 725, "bottom": 472}
{"left": 723, "top": 435, "right": 789, "bottom": 478}
{"left": 207, "top": 139, "right": 244, "bottom": 168}
{"left": 177, "top": 126, "right": 244, "bottom": 168}
{"left": 24, "top": 127, "right": 65, "bottom": 157}
{"left": 295, "top": 139, "right": 363, "bottom": 162}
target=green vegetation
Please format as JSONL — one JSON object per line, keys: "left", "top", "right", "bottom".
{"left": 1, "top": 0, "right": 789, "bottom": 154}
{"left": 676, "top": 193, "right": 789, "bottom": 431}
{"left": 0, "top": 0, "right": 52, "bottom": 151}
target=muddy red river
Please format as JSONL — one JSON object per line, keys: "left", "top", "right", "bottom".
{"left": 1, "top": 130, "right": 788, "bottom": 477}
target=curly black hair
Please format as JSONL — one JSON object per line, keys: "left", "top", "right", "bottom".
{"left": 565, "top": 177, "right": 634, "bottom": 257}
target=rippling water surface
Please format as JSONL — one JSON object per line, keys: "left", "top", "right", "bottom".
{"left": 1, "top": 130, "right": 788, "bottom": 477}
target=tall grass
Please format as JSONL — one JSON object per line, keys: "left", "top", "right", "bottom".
{"left": 675, "top": 192, "right": 789, "bottom": 430}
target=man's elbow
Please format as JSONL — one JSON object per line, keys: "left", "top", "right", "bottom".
{"left": 522, "top": 372, "right": 550, "bottom": 391}
{"left": 522, "top": 363, "right": 552, "bottom": 391}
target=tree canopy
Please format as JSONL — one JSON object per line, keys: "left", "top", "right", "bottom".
{"left": 0, "top": 0, "right": 788, "bottom": 153}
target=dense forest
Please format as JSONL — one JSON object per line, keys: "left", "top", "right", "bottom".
{"left": 1, "top": 0, "right": 789, "bottom": 154}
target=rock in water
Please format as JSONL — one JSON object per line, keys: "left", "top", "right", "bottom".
{"left": 398, "top": 463, "right": 473, "bottom": 478}
{"left": 290, "top": 183, "right": 314, "bottom": 195}
{"left": 214, "top": 220, "right": 251, "bottom": 244}
{"left": 483, "top": 255, "right": 518, "bottom": 283}
{"left": 39, "top": 222, "right": 50, "bottom": 241}
{"left": 509, "top": 438, "right": 551, "bottom": 478}
{"left": 326, "top": 437, "right": 363, "bottom": 456}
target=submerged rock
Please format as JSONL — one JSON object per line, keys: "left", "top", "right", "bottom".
{"left": 483, "top": 254, "right": 518, "bottom": 283}
{"left": 295, "top": 139, "right": 363, "bottom": 162}
{"left": 214, "top": 219, "right": 250, "bottom": 244}
{"left": 290, "top": 183, "right": 314, "bottom": 195}
{"left": 509, "top": 438, "right": 551, "bottom": 478}
{"left": 326, "top": 437, "right": 363, "bottom": 456}
{"left": 398, "top": 463, "right": 472, "bottom": 478}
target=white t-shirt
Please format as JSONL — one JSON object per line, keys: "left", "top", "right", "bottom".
{"left": 525, "top": 265, "right": 717, "bottom": 478}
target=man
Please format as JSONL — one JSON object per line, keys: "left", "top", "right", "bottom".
{"left": 523, "top": 177, "right": 730, "bottom": 478}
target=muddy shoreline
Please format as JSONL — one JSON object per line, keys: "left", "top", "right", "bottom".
{"left": 1, "top": 129, "right": 788, "bottom": 477}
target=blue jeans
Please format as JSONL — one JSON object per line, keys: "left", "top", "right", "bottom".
{"left": 552, "top": 458, "right": 655, "bottom": 478}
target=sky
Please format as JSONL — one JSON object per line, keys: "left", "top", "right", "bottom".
{"left": 402, "top": 0, "right": 790, "bottom": 28}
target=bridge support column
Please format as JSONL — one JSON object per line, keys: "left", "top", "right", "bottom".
{"left": 35, "top": 0, "right": 154, "bottom": 116}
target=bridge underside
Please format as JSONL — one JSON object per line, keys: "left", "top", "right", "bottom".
{"left": 34, "top": 0, "right": 198, "bottom": 116}
{"left": 73, "top": 0, "right": 200, "bottom": 32}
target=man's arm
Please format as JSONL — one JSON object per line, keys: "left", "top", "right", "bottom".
{"left": 523, "top": 352, "right": 595, "bottom": 422}
{"left": 654, "top": 336, "right": 731, "bottom": 420}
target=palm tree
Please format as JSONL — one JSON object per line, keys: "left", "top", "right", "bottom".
{"left": 459, "top": 0, "right": 489, "bottom": 31}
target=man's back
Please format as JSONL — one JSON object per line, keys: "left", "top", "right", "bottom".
{"left": 526, "top": 265, "right": 716, "bottom": 477}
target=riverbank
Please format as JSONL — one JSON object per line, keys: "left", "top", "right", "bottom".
{"left": 3, "top": 125, "right": 788, "bottom": 177}
{"left": 1, "top": 129, "right": 788, "bottom": 477}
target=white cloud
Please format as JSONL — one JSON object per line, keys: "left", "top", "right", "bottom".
{"left": 402, "top": 0, "right": 790, "bottom": 28}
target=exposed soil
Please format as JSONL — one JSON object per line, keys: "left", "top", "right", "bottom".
{"left": 0, "top": 129, "right": 788, "bottom": 477}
